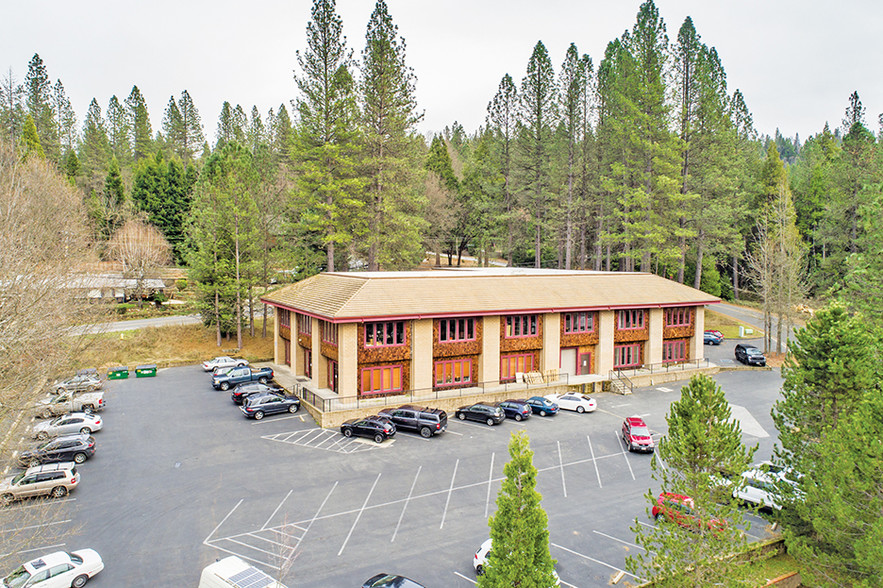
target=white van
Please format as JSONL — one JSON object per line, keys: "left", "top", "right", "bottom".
{"left": 199, "top": 556, "right": 288, "bottom": 588}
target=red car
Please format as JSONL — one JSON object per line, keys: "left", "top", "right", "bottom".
{"left": 652, "top": 492, "right": 725, "bottom": 532}
{"left": 622, "top": 416, "right": 654, "bottom": 453}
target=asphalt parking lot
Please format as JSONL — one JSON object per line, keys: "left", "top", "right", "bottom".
{"left": 21, "top": 349, "right": 782, "bottom": 588}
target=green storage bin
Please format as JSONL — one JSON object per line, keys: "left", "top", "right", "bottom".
{"left": 135, "top": 364, "right": 157, "bottom": 378}
{"left": 107, "top": 366, "right": 129, "bottom": 380}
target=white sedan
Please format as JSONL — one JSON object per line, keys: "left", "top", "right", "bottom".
{"left": 545, "top": 393, "right": 597, "bottom": 413}
{"left": 202, "top": 356, "right": 249, "bottom": 372}
{"left": 2, "top": 549, "right": 104, "bottom": 588}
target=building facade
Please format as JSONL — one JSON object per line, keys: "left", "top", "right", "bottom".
{"left": 261, "top": 269, "right": 719, "bottom": 402}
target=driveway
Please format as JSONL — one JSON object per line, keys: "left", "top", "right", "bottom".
{"left": 714, "top": 303, "right": 802, "bottom": 352}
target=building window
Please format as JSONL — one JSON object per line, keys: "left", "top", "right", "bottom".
{"left": 663, "top": 339, "right": 688, "bottom": 363}
{"left": 364, "top": 321, "right": 405, "bottom": 347}
{"left": 360, "top": 364, "right": 403, "bottom": 395}
{"left": 564, "top": 311, "right": 594, "bottom": 334}
{"left": 304, "top": 349, "right": 312, "bottom": 378}
{"left": 500, "top": 353, "right": 534, "bottom": 382}
{"left": 321, "top": 321, "right": 338, "bottom": 345}
{"left": 328, "top": 359, "right": 338, "bottom": 392}
{"left": 434, "top": 358, "right": 473, "bottom": 387}
{"left": 504, "top": 315, "right": 538, "bottom": 338}
{"left": 617, "top": 309, "right": 645, "bottom": 330}
{"left": 664, "top": 307, "right": 692, "bottom": 327}
{"left": 439, "top": 317, "right": 476, "bottom": 342}
{"left": 297, "top": 313, "right": 312, "bottom": 335}
{"left": 614, "top": 343, "right": 643, "bottom": 369}
{"left": 279, "top": 309, "right": 290, "bottom": 328}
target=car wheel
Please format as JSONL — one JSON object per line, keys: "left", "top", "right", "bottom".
{"left": 41, "top": 409, "right": 53, "bottom": 419}
{"left": 259, "top": 377, "right": 268, "bottom": 384}
{"left": 84, "top": 405, "right": 95, "bottom": 414}
{"left": 514, "top": 414, "right": 522, "bottom": 422}
{"left": 288, "top": 404, "right": 299, "bottom": 414}
{"left": 51, "top": 486, "right": 68, "bottom": 498}
{"left": 539, "top": 410, "right": 547, "bottom": 417}
{"left": 343, "top": 428, "right": 353, "bottom": 437}
{"left": 420, "top": 426, "right": 432, "bottom": 438}
{"left": 374, "top": 433, "right": 384, "bottom": 444}
{"left": 577, "top": 406, "right": 585, "bottom": 414}
{"left": 476, "top": 565, "right": 484, "bottom": 576}
{"left": 80, "top": 427, "right": 92, "bottom": 435}
{"left": 220, "top": 382, "right": 230, "bottom": 391}
{"left": 73, "top": 453, "right": 87, "bottom": 464}
{"left": 253, "top": 411, "right": 264, "bottom": 420}
{"left": 1, "top": 493, "right": 13, "bottom": 506}
{"left": 55, "top": 387, "right": 65, "bottom": 394}
{"left": 486, "top": 417, "right": 496, "bottom": 426}
{"left": 237, "top": 362, "right": 246, "bottom": 367}
{"left": 458, "top": 412, "right": 466, "bottom": 420}
{"left": 36, "top": 431, "right": 49, "bottom": 440}
{"left": 72, "top": 574, "right": 89, "bottom": 588}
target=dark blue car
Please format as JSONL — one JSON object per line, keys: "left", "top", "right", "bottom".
{"left": 525, "top": 396, "right": 559, "bottom": 416}
{"left": 495, "top": 399, "right": 532, "bottom": 421}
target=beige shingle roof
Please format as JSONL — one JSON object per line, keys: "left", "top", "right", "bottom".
{"left": 261, "top": 268, "right": 720, "bottom": 321}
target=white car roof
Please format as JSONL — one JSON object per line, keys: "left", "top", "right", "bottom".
{"left": 24, "top": 551, "right": 72, "bottom": 573}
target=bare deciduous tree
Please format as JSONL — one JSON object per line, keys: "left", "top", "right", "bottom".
{"left": 107, "top": 219, "right": 172, "bottom": 306}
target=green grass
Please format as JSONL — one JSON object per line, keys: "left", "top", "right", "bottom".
{"left": 705, "top": 309, "right": 763, "bottom": 339}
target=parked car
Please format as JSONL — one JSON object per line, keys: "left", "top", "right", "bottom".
{"left": 1, "top": 549, "right": 104, "bottom": 588}
{"left": 362, "top": 574, "right": 426, "bottom": 588}
{"left": 651, "top": 492, "right": 725, "bottom": 531}
{"left": 703, "top": 330, "right": 724, "bottom": 345}
{"left": 621, "top": 416, "right": 654, "bottom": 453}
{"left": 473, "top": 539, "right": 560, "bottom": 585}
{"left": 734, "top": 343, "right": 766, "bottom": 366}
{"left": 524, "top": 396, "right": 559, "bottom": 417}
{"left": 33, "top": 413, "right": 102, "bottom": 440}
{"left": 18, "top": 434, "right": 96, "bottom": 466}
{"left": 202, "top": 356, "right": 249, "bottom": 372}
{"left": 239, "top": 393, "right": 300, "bottom": 420}
{"left": 545, "top": 392, "right": 596, "bottom": 413}
{"left": 0, "top": 462, "right": 80, "bottom": 505}
{"left": 51, "top": 374, "right": 102, "bottom": 395}
{"left": 35, "top": 391, "right": 105, "bottom": 418}
{"left": 213, "top": 366, "right": 274, "bottom": 390}
{"left": 340, "top": 416, "right": 396, "bottom": 443}
{"left": 494, "top": 399, "right": 532, "bottom": 421}
{"left": 230, "top": 382, "right": 284, "bottom": 405}
{"left": 732, "top": 464, "right": 802, "bottom": 511}
{"left": 199, "top": 556, "right": 287, "bottom": 588}
{"left": 377, "top": 405, "right": 447, "bottom": 438}
{"left": 455, "top": 403, "right": 505, "bottom": 426}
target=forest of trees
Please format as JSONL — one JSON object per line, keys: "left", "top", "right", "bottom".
{"left": 2, "top": 0, "right": 882, "bottom": 337}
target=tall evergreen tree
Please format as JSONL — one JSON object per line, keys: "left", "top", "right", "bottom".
{"left": 486, "top": 73, "right": 519, "bottom": 264}
{"left": 216, "top": 101, "right": 238, "bottom": 149}
{"left": 23, "top": 54, "right": 59, "bottom": 161}
{"left": 359, "top": 0, "right": 425, "bottom": 270}
{"left": 247, "top": 105, "right": 265, "bottom": 152}
{"left": 273, "top": 103, "right": 294, "bottom": 157}
{"left": 125, "top": 86, "right": 153, "bottom": 161}
{"left": 106, "top": 95, "right": 132, "bottom": 165}
{"left": 178, "top": 90, "right": 205, "bottom": 162}
{"left": 78, "top": 98, "right": 111, "bottom": 195}
{"left": 162, "top": 96, "right": 185, "bottom": 157}
{"left": 479, "top": 431, "right": 557, "bottom": 587}
{"left": 52, "top": 80, "right": 78, "bottom": 157}
{"left": 21, "top": 114, "right": 45, "bottom": 160}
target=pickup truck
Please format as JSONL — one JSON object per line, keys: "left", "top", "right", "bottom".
{"left": 212, "top": 366, "right": 274, "bottom": 391}
{"left": 35, "top": 391, "right": 106, "bottom": 418}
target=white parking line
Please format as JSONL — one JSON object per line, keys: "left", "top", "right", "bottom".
{"left": 0, "top": 543, "right": 66, "bottom": 558}
{"left": 586, "top": 435, "right": 602, "bottom": 488}
{"left": 303, "top": 481, "right": 337, "bottom": 537}
{"left": 204, "top": 499, "right": 243, "bottom": 543}
{"left": 206, "top": 542, "right": 281, "bottom": 570}
{"left": 616, "top": 432, "right": 636, "bottom": 481}
{"left": 440, "top": 458, "right": 459, "bottom": 529}
{"left": 593, "top": 529, "right": 652, "bottom": 553}
{"left": 453, "top": 571, "right": 477, "bottom": 584}
{"left": 0, "top": 520, "right": 71, "bottom": 534}
{"left": 250, "top": 414, "right": 302, "bottom": 425}
{"left": 551, "top": 542, "right": 643, "bottom": 582}
{"left": 557, "top": 441, "right": 567, "bottom": 498}
{"left": 4, "top": 498, "right": 76, "bottom": 511}
{"left": 391, "top": 466, "right": 422, "bottom": 543}
{"left": 637, "top": 520, "right": 656, "bottom": 529}
{"left": 484, "top": 452, "right": 495, "bottom": 519}
{"left": 261, "top": 489, "right": 293, "bottom": 530}
{"left": 455, "top": 420, "right": 499, "bottom": 431}
{"left": 337, "top": 473, "right": 380, "bottom": 556}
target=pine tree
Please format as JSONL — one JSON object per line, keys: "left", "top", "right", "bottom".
{"left": 162, "top": 96, "right": 185, "bottom": 157}
{"left": 98, "top": 156, "right": 128, "bottom": 241}
{"left": 273, "top": 103, "right": 293, "bottom": 157}
{"left": 23, "top": 54, "right": 59, "bottom": 161}
{"left": 125, "top": 86, "right": 153, "bottom": 161}
{"left": 845, "top": 184, "right": 883, "bottom": 324}
{"left": 178, "top": 90, "right": 205, "bottom": 162}
{"left": 629, "top": 374, "right": 755, "bottom": 586}
{"left": 78, "top": 98, "right": 111, "bottom": 195}
{"left": 486, "top": 73, "right": 518, "bottom": 264}
{"left": 479, "top": 431, "right": 556, "bottom": 587}
{"left": 247, "top": 105, "right": 264, "bottom": 152}
{"left": 21, "top": 114, "right": 45, "bottom": 159}
{"left": 0, "top": 67, "right": 26, "bottom": 144}
{"left": 216, "top": 101, "right": 237, "bottom": 149}
{"left": 52, "top": 80, "right": 78, "bottom": 157}
{"left": 106, "top": 95, "right": 132, "bottom": 165}
{"left": 359, "top": 0, "right": 425, "bottom": 270}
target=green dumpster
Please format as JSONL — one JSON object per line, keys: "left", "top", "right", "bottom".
{"left": 107, "top": 366, "right": 129, "bottom": 380}
{"left": 135, "top": 364, "right": 157, "bottom": 378}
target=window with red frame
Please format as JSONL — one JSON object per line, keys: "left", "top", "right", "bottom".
{"left": 614, "top": 343, "right": 643, "bottom": 369}
{"left": 564, "top": 311, "right": 594, "bottom": 334}
{"left": 663, "top": 339, "right": 688, "bottom": 363}
{"left": 438, "top": 317, "right": 476, "bottom": 342}
{"left": 297, "top": 313, "right": 312, "bottom": 335}
{"left": 617, "top": 309, "right": 645, "bottom": 330}
{"left": 360, "top": 364, "right": 403, "bottom": 395}
{"left": 664, "top": 307, "right": 692, "bottom": 327}
{"left": 434, "top": 358, "right": 472, "bottom": 387}
{"left": 304, "top": 349, "right": 312, "bottom": 378}
{"left": 279, "top": 309, "right": 290, "bottom": 328}
{"left": 321, "top": 321, "right": 338, "bottom": 345}
{"left": 500, "top": 353, "right": 534, "bottom": 381}
{"left": 504, "top": 315, "right": 538, "bottom": 338}
{"left": 364, "top": 321, "right": 405, "bottom": 347}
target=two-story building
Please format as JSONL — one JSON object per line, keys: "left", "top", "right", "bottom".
{"left": 261, "top": 268, "right": 719, "bottom": 417}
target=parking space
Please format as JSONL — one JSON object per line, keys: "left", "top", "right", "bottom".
{"left": 32, "top": 364, "right": 783, "bottom": 587}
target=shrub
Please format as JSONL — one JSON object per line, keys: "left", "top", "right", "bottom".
{"left": 116, "top": 303, "right": 136, "bottom": 315}
{"left": 175, "top": 278, "right": 188, "bottom": 291}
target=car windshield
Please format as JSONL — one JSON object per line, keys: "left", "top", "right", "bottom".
{"left": 747, "top": 349, "right": 763, "bottom": 355}
{"left": 631, "top": 426, "right": 651, "bottom": 437}
{"left": 3, "top": 566, "right": 30, "bottom": 588}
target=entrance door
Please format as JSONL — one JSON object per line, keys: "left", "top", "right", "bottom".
{"left": 579, "top": 352, "right": 592, "bottom": 375}
{"left": 560, "top": 348, "right": 578, "bottom": 377}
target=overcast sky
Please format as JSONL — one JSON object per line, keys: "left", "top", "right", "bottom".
{"left": 3, "top": 0, "right": 881, "bottom": 144}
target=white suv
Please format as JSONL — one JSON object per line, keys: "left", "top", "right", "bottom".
{"left": 733, "top": 464, "right": 800, "bottom": 511}
{"left": 0, "top": 462, "right": 79, "bottom": 505}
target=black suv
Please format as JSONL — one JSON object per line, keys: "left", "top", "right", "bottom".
{"left": 735, "top": 343, "right": 767, "bottom": 366}
{"left": 377, "top": 405, "right": 448, "bottom": 438}
{"left": 455, "top": 403, "right": 506, "bottom": 426}
{"left": 18, "top": 434, "right": 96, "bottom": 466}
{"left": 230, "top": 382, "right": 284, "bottom": 405}
{"left": 240, "top": 393, "right": 300, "bottom": 420}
